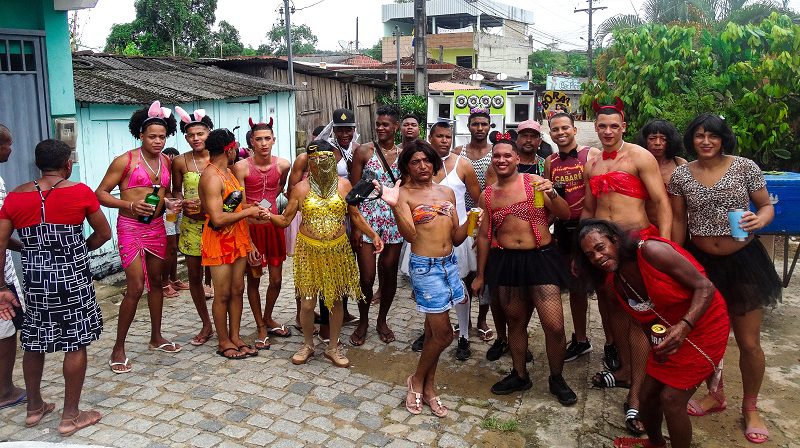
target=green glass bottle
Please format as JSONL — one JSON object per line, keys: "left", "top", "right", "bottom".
{"left": 139, "top": 186, "right": 161, "bottom": 224}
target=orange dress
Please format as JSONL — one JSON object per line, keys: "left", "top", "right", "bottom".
{"left": 201, "top": 164, "right": 251, "bottom": 266}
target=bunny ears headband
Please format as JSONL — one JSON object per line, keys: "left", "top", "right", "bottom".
{"left": 249, "top": 117, "right": 274, "bottom": 129}
{"left": 141, "top": 100, "right": 173, "bottom": 132}
{"left": 488, "top": 129, "right": 518, "bottom": 144}
{"left": 591, "top": 97, "right": 625, "bottom": 120}
{"left": 175, "top": 106, "right": 209, "bottom": 128}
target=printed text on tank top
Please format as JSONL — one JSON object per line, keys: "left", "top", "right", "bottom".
{"left": 484, "top": 174, "right": 548, "bottom": 248}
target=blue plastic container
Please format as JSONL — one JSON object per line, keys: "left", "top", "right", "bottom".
{"left": 758, "top": 172, "right": 800, "bottom": 234}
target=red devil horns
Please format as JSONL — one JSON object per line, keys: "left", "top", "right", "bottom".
{"left": 248, "top": 117, "right": 275, "bottom": 129}
{"left": 592, "top": 97, "right": 625, "bottom": 119}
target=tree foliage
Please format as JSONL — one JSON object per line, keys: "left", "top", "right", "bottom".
{"left": 195, "top": 20, "right": 245, "bottom": 57}
{"left": 104, "top": 0, "right": 218, "bottom": 57}
{"left": 595, "top": 0, "right": 794, "bottom": 44}
{"left": 257, "top": 24, "right": 318, "bottom": 56}
{"left": 528, "top": 49, "right": 588, "bottom": 84}
{"left": 582, "top": 13, "right": 800, "bottom": 170}
{"left": 363, "top": 40, "right": 383, "bottom": 61}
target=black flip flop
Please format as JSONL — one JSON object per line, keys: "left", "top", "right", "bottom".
{"left": 216, "top": 347, "right": 247, "bottom": 360}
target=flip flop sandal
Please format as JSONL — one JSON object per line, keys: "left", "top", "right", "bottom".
{"left": 405, "top": 376, "right": 422, "bottom": 415}
{"left": 624, "top": 405, "right": 645, "bottom": 435}
{"left": 378, "top": 328, "right": 396, "bottom": 344}
{"left": 744, "top": 427, "right": 769, "bottom": 444}
{"left": 0, "top": 391, "right": 26, "bottom": 410}
{"left": 25, "top": 402, "right": 55, "bottom": 427}
{"left": 423, "top": 396, "right": 448, "bottom": 418}
{"left": 345, "top": 170, "right": 382, "bottom": 205}
{"left": 254, "top": 337, "right": 270, "bottom": 350}
{"left": 349, "top": 330, "right": 367, "bottom": 347}
{"left": 686, "top": 390, "right": 727, "bottom": 416}
{"left": 108, "top": 358, "right": 132, "bottom": 374}
{"left": 478, "top": 328, "right": 495, "bottom": 341}
{"left": 162, "top": 285, "right": 180, "bottom": 298}
{"left": 149, "top": 342, "right": 182, "bottom": 353}
{"left": 216, "top": 347, "right": 247, "bottom": 360}
{"left": 591, "top": 370, "right": 631, "bottom": 389}
{"left": 189, "top": 331, "right": 215, "bottom": 346}
{"left": 613, "top": 437, "right": 666, "bottom": 448}
{"left": 58, "top": 410, "right": 102, "bottom": 437}
{"left": 267, "top": 325, "right": 292, "bottom": 337}
{"left": 238, "top": 344, "right": 259, "bottom": 357}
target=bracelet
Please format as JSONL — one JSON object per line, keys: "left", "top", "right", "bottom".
{"left": 546, "top": 189, "right": 558, "bottom": 199}
{"left": 680, "top": 318, "right": 694, "bottom": 330}
{"left": 129, "top": 201, "right": 134, "bottom": 211}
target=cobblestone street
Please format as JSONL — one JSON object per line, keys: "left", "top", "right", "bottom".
{"left": 1, "top": 124, "right": 798, "bottom": 447}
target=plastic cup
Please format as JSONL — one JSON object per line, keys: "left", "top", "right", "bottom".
{"left": 727, "top": 208, "right": 748, "bottom": 241}
{"left": 164, "top": 198, "right": 181, "bottom": 222}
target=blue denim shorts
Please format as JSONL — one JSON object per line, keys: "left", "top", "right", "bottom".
{"left": 409, "top": 251, "right": 465, "bottom": 314}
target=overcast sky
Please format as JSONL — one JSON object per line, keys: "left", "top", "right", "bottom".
{"left": 77, "top": 0, "right": 800, "bottom": 53}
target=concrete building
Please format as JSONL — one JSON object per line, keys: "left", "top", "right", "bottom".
{"left": 380, "top": 0, "right": 534, "bottom": 79}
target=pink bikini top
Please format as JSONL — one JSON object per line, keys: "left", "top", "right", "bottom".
{"left": 485, "top": 174, "right": 548, "bottom": 248}
{"left": 121, "top": 149, "right": 171, "bottom": 190}
{"left": 589, "top": 171, "right": 649, "bottom": 200}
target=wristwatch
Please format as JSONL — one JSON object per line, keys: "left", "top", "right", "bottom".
{"left": 546, "top": 189, "right": 558, "bottom": 199}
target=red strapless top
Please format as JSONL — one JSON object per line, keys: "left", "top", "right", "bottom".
{"left": 589, "top": 171, "right": 649, "bottom": 200}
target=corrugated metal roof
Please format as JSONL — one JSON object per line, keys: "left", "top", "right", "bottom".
{"left": 382, "top": 0, "right": 534, "bottom": 25}
{"left": 73, "top": 53, "right": 296, "bottom": 104}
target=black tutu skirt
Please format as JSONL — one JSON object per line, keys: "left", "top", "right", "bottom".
{"left": 688, "top": 238, "right": 781, "bottom": 316}
{"left": 485, "top": 244, "right": 569, "bottom": 288}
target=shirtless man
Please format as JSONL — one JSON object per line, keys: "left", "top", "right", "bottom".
{"left": 171, "top": 107, "right": 214, "bottom": 346}
{"left": 233, "top": 120, "right": 291, "bottom": 349}
{"left": 581, "top": 98, "right": 672, "bottom": 433}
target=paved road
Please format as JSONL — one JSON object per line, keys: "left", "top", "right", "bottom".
{"left": 1, "top": 123, "right": 796, "bottom": 447}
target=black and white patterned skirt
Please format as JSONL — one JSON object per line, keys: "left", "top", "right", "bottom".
{"left": 19, "top": 223, "right": 102, "bottom": 352}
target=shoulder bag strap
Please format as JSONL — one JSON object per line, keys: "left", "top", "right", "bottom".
{"left": 373, "top": 140, "right": 397, "bottom": 185}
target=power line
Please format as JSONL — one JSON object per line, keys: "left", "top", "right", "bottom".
{"left": 295, "top": 0, "right": 327, "bottom": 11}
{"left": 574, "top": 0, "right": 607, "bottom": 79}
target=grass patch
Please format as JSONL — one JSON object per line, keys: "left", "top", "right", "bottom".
{"left": 480, "top": 416, "right": 519, "bottom": 432}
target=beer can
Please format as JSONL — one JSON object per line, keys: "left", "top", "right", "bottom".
{"left": 467, "top": 208, "right": 481, "bottom": 237}
{"left": 532, "top": 181, "right": 545, "bottom": 208}
{"left": 651, "top": 323, "right": 668, "bottom": 363}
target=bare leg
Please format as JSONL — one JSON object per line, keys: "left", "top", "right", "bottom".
{"left": 328, "top": 299, "right": 343, "bottom": 348}
{"left": 186, "top": 255, "right": 212, "bottom": 343}
{"left": 245, "top": 266, "right": 266, "bottom": 341}
{"left": 61, "top": 348, "right": 88, "bottom": 419}
{"left": 732, "top": 308, "right": 768, "bottom": 442}
{"left": 262, "top": 263, "right": 284, "bottom": 329}
{"left": 0, "top": 334, "right": 24, "bottom": 405}
{"left": 209, "top": 263, "right": 240, "bottom": 355}
{"left": 660, "top": 384, "right": 698, "bottom": 448}
{"left": 226, "top": 258, "right": 253, "bottom": 355}
{"left": 352, "top": 241, "right": 377, "bottom": 345}
{"left": 22, "top": 351, "right": 45, "bottom": 413}
{"left": 638, "top": 376, "right": 666, "bottom": 446}
{"left": 111, "top": 256, "right": 146, "bottom": 369}
{"left": 299, "top": 297, "right": 316, "bottom": 348}
{"left": 410, "top": 311, "right": 453, "bottom": 398}
{"left": 144, "top": 252, "right": 172, "bottom": 347}
{"left": 376, "top": 243, "right": 402, "bottom": 343}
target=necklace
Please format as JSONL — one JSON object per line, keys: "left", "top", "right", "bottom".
{"left": 618, "top": 269, "right": 720, "bottom": 375}
{"left": 190, "top": 152, "right": 202, "bottom": 173}
{"left": 139, "top": 149, "right": 162, "bottom": 183}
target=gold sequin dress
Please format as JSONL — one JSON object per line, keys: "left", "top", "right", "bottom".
{"left": 293, "top": 190, "right": 363, "bottom": 310}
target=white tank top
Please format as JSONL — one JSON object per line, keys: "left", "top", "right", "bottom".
{"left": 439, "top": 154, "right": 468, "bottom": 225}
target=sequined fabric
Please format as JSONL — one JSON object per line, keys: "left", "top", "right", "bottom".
{"left": 300, "top": 190, "right": 347, "bottom": 240}
{"left": 293, "top": 233, "right": 363, "bottom": 310}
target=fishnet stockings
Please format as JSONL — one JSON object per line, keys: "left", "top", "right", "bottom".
{"left": 607, "top": 299, "right": 650, "bottom": 408}
{"left": 494, "top": 285, "right": 567, "bottom": 377}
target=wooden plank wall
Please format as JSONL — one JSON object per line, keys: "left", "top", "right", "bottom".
{"left": 234, "top": 65, "right": 383, "bottom": 147}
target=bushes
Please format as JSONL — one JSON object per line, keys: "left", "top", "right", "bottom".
{"left": 378, "top": 94, "right": 428, "bottom": 142}
{"left": 583, "top": 13, "right": 800, "bottom": 170}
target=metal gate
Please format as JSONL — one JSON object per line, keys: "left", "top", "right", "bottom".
{"left": 0, "top": 29, "right": 50, "bottom": 189}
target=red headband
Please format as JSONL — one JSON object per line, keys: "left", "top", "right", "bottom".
{"left": 249, "top": 117, "right": 274, "bottom": 129}
{"left": 592, "top": 97, "right": 625, "bottom": 120}
{"left": 223, "top": 141, "right": 238, "bottom": 152}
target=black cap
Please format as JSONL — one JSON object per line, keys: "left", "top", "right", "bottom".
{"left": 306, "top": 139, "right": 334, "bottom": 154}
{"left": 332, "top": 108, "right": 356, "bottom": 127}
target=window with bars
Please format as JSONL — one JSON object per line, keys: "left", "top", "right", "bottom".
{"left": 0, "top": 39, "right": 37, "bottom": 72}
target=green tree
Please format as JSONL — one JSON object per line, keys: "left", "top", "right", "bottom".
{"left": 363, "top": 39, "right": 383, "bottom": 61}
{"left": 583, "top": 14, "right": 800, "bottom": 170}
{"left": 528, "top": 49, "right": 588, "bottom": 84}
{"left": 195, "top": 20, "right": 244, "bottom": 57}
{"left": 257, "top": 24, "right": 318, "bottom": 56}
{"left": 595, "top": 0, "right": 792, "bottom": 44}
{"left": 103, "top": 0, "right": 217, "bottom": 57}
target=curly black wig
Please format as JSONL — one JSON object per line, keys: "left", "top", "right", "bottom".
{"left": 179, "top": 115, "right": 214, "bottom": 134}
{"left": 128, "top": 107, "right": 178, "bottom": 139}
{"left": 637, "top": 119, "right": 685, "bottom": 160}
{"left": 206, "top": 128, "right": 237, "bottom": 156}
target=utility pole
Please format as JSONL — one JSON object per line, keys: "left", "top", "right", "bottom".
{"left": 283, "top": 0, "right": 295, "bottom": 85}
{"left": 574, "top": 0, "right": 606, "bottom": 80}
{"left": 413, "top": 0, "right": 428, "bottom": 96}
{"left": 394, "top": 25, "right": 401, "bottom": 100}
{"left": 355, "top": 17, "right": 359, "bottom": 51}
